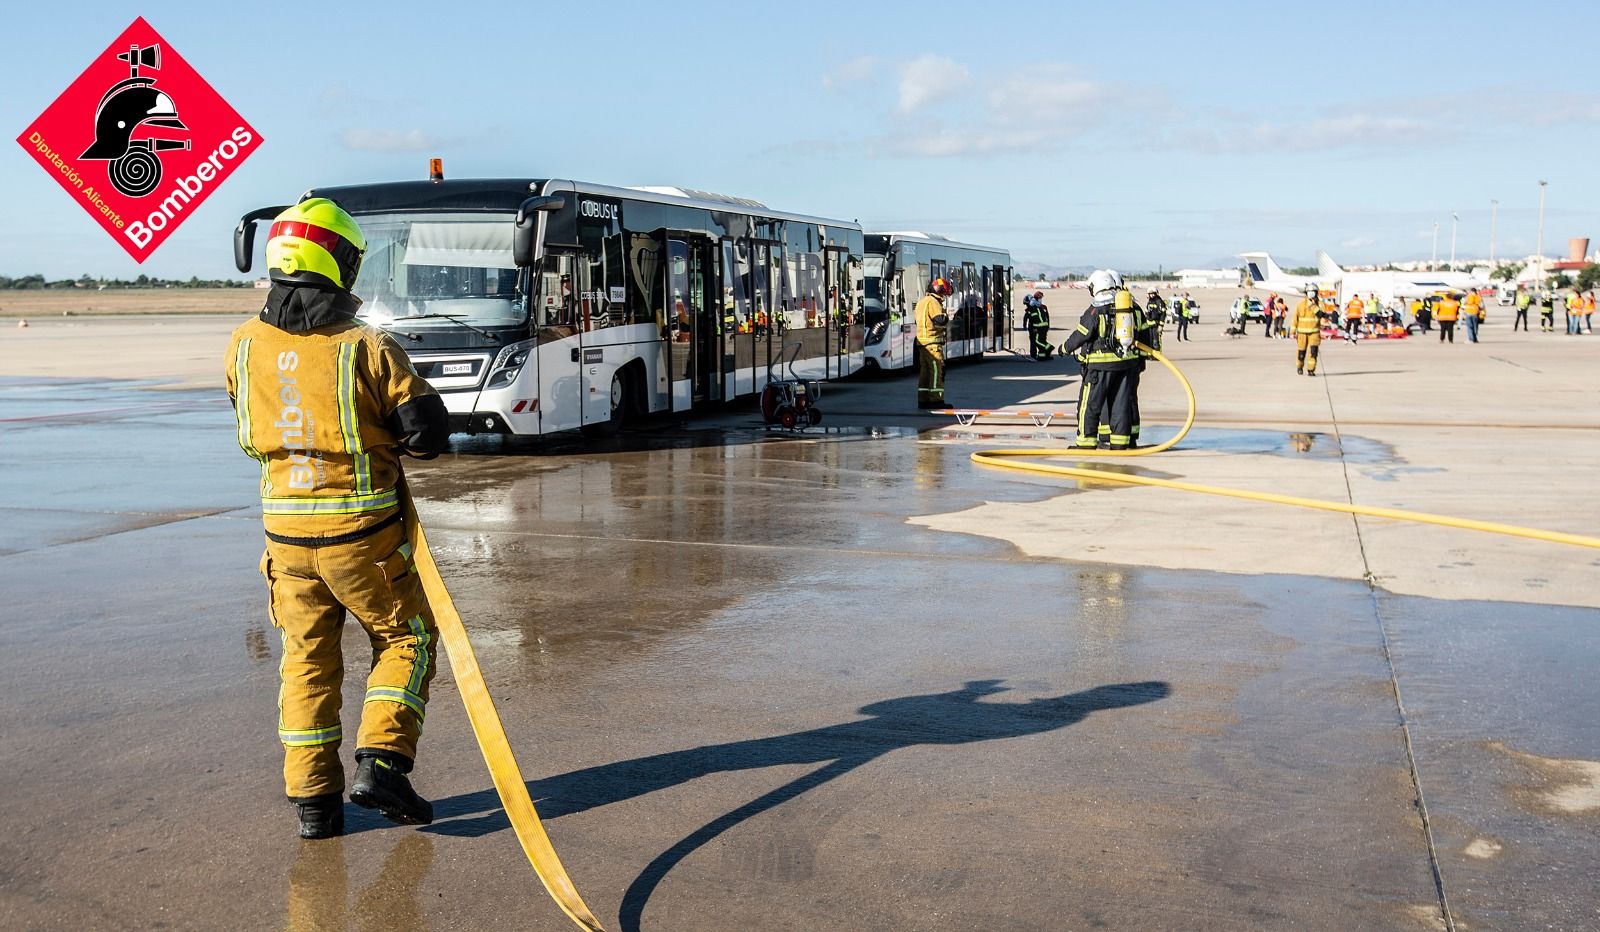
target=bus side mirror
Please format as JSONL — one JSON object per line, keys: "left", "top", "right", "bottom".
{"left": 513, "top": 195, "right": 566, "bottom": 267}
{"left": 233, "top": 205, "right": 292, "bottom": 273}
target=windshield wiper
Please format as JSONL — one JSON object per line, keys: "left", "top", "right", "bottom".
{"left": 384, "top": 312, "right": 502, "bottom": 343}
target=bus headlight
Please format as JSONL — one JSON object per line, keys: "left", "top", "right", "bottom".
{"left": 866, "top": 321, "right": 887, "bottom": 346}
{"left": 486, "top": 339, "right": 534, "bottom": 388}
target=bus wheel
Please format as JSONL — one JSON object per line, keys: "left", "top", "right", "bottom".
{"left": 609, "top": 372, "right": 626, "bottom": 420}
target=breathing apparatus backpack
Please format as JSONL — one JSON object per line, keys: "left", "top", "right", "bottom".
{"left": 1094, "top": 288, "right": 1139, "bottom": 358}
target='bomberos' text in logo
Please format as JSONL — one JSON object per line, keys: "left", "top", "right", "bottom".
{"left": 15, "top": 17, "right": 262, "bottom": 263}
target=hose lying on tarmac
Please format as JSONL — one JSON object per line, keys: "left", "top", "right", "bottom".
{"left": 972, "top": 344, "right": 1600, "bottom": 551}
{"left": 401, "top": 486, "right": 608, "bottom": 932}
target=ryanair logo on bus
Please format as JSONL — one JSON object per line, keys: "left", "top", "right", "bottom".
{"left": 579, "top": 199, "right": 619, "bottom": 221}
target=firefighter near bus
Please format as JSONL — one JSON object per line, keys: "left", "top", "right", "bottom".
{"left": 78, "top": 42, "right": 191, "bottom": 198}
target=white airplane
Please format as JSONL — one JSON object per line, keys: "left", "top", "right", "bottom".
{"left": 1316, "top": 251, "right": 1491, "bottom": 302}
{"left": 1239, "top": 251, "right": 1490, "bottom": 305}
{"left": 1237, "top": 252, "right": 1334, "bottom": 297}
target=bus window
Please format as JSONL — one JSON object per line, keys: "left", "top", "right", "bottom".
{"left": 578, "top": 222, "right": 625, "bottom": 330}
{"left": 669, "top": 248, "right": 690, "bottom": 342}
{"left": 627, "top": 233, "right": 665, "bottom": 331}
{"left": 721, "top": 240, "right": 750, "bottom": 338}
{"left": 534, "top": 253, "right": 580, "bottom": 342}
{"left": 749, "top": 243, "right": 768, "bottom": 335}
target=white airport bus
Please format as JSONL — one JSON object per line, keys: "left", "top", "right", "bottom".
{"left": 862, "top": 232, "right": 1013, "bottom": 371}
{"left": 236, "top": 179, "right": 866, "bottom": 436}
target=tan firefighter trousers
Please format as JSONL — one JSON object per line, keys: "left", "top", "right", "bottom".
{"left": 260, "top": 520, "right": 439, "bottom": 798}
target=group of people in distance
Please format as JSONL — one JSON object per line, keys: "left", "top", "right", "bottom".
{"left": 1510, "top": 287, "right": 1596, "bottom": 335}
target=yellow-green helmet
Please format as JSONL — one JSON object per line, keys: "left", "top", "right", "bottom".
{"left": 265, "top": 198, "right": 366, "bottom": 290}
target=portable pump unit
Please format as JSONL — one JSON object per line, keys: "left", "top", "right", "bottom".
{"left": 760, "top": 342, "right": 823, "bottom": 430}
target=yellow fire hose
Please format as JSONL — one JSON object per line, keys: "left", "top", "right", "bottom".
{"left": 401, "top": 488, "right": 608, "bottom": 931}
{"left": 971, "top": 344, "right": 1600, "bottom": 551}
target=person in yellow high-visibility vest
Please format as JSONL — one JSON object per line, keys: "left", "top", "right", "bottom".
{"left": 1434, "top": 292, "right": 1461, "bottom": 343}
{"left": 227, "top": 199, "right": 450, "bottom": 839}
{"left": 1290, "top": 290, "right": 1326, "bottom": 375}
{"left": 1343, "top": 294, "right": 1365, "bottom": 338}
{"left": 915, "top": 277, "right": 953, "bottom": 408}
{"left": 1461, "top": 290, "right": 1485, "bottom": 343}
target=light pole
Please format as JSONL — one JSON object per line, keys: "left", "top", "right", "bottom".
{"left": 1432, "top": 221, "right": 1439, "bottom": 270}
{"left": 1489, "top": 199, "right": 1498, "bottom": 265}
{"left": 1536, "top": 180, "right": 1548, "bottom": 291}
{"left": 1450, "top": 212, "right": 1458, "bottom": 269}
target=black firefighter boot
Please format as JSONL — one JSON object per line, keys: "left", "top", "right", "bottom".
{"left": 294, "top": 793, "right": 345, "bottom": 839}
{"left": 350, "top": 750, "right": 434, "bottom": 825}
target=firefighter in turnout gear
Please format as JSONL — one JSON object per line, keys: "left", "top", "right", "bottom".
{"left": 916, "top": 277, "right": 954, "bottom": 408}
{"left": 1290, "top": 288, "right": 1327, "bottom": 375}
{"left": 1060, "top": 270, "right": 1155, "bottom": 450}
{"left": 226, "top": 198, "right": 450, "bottom": 840}
{"left": 1023, "top": 291, "right": 1053, "bottom": 360}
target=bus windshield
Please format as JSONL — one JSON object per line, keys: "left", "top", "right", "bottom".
{"left": 862, "top": 256, "right": 884, "bottom": 301}
{"left": 351, "top": 212, "right": 525, "bottom": 327}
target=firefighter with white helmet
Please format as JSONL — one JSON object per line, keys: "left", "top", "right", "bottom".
{"left": 1060, "top": 270, "right": 1155, "bottom": 450}
{"left": 226, "top": 197, "right": 450, "bottom": 838}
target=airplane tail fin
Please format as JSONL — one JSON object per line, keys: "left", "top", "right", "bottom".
{"left": 1316, "top": 251, "right": 1344, "bottom": 279}
{"left": 1238, "top": 252, "right": 1287, "bottom": 285}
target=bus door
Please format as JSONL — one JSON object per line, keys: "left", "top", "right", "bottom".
{"left": 719, "top": 238, "right": 752, "bottom": 400}
{"left": 823, "top": 247, "right": 840, "bottom": 378}
{"left": 535, "top": 251, "right": 584, "bottom": 434}
{"left": 747, "top": 242, "right": 773, "bottom": 395}
{"left": 575, "top": 244, "right": 621, "bottom": 427}
{"left": 666, "top": 238, "right": 693, "bottom": 411}
{"left": 691, "top": 239, "right": 719, "bottom": 405}
{"left": 981, "top": 266, "right": 993, "bottom": 351}
{"left": 664, "top": 236, "right": 717, "bottom": 411}
{"left": 960, "top": 262, "right": 979, "bottom": 357}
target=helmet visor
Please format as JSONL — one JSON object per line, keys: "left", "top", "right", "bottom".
{"left": 270, "top": 219, "right": 364, "bottom": 288}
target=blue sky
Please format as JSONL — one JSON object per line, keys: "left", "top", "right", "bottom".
{"left": 4, "top": 0, "right": 1597, "bottom": 278}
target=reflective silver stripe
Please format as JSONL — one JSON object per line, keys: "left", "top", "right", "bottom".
{"left": 234, "top": 339, "right": 262, "bottom": 461}
{"left": 404, "top": 614, "right": 430, "bottom": 696}
{"left": 336, "top": 342, "right": 371, "bottom": 494}
{"left": 261, "top": 488, "right": 399, "bottom": 515}
{"left": 354, "top": 452, "right": 371, "bottom": 495}
{"left": 279, "top": 724, "right": 343, "bottom": 747}
{"left": 365, "top": 685, "right": 426, "bottom": 721}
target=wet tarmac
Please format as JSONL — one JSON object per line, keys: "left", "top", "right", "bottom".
{"left": 2, "top": 335, "right": 1598, "bottom": 930}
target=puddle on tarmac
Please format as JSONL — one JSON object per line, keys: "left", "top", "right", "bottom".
{"left": 449, "top": 423, "right": 922, "bottom": 457}
{"left": 1171, "top": 428, "right": 1396, "bottom": 463}
{"left": 924, "top": 427, "right": 1400, "bottom": 465}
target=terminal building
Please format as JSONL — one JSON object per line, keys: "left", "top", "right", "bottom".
{"left": 1175, "top": 267, "right": 1243, "bottom": 288}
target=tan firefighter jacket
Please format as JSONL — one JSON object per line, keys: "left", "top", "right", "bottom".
{"left": 226, "top": 288, "right": 445, "bottom": 542}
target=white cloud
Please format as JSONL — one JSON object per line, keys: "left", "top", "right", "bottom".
{"left": 872, "top": 126, "right": 1050, "bottom": 159}
{"left": 986, "top": 68, "right": 1158, "bottom": 129}
{"left": 1341, "top": 236, "right": 1377, "bottom": 248}
{"left": 896, "top": 55, "right": 970, "bottom": 114}
{"left": 1177, "top": 114, "right": 1430, "bottom": 154}
{"left": 823, "top": 56, "right": 880, "bottom": 91}
{"left": 865, "top": 67, "right": 1164, "bottom": 158}
{"left": 341, "top": 128, "right": 449, "bottom": 152}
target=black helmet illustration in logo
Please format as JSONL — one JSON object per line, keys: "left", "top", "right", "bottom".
{"left": 78, "top": 44, "right": 191, "bottom": 197}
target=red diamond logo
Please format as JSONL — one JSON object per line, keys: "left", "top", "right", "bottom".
{"left": 15, "top": 17, "right": 263, "bottom": 263}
